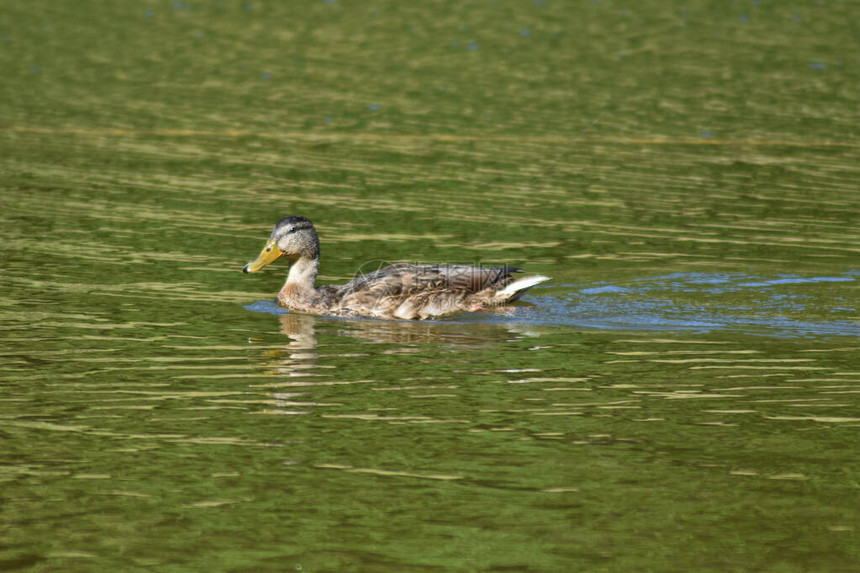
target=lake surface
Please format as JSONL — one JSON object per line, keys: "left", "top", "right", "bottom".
{"left": 1, "top": 1, "right": 858, "bottom": 571}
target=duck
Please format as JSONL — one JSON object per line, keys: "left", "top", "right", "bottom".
{"left": 242, "top": 216, "right": 550, "bottom": 320}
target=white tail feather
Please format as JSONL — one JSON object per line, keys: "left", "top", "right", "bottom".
{"left": 496, "top": 275, "right": 550, "bottom": 298}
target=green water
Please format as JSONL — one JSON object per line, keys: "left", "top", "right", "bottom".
{"left": 1, "top": 1, "right": 859, "bottom": 571}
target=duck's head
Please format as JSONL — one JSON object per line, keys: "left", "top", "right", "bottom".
{"left": 242, "top": 216, "right": 320, "bottom": 273}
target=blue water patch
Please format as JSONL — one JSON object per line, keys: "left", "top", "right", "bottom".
{"left": 738, "top": 276, "right": 854, "bottom": 287}
{"left": 244, "top": 300, "right": 287, "bottom": 315}
{"left": 531, "top": 272, "right": 860, "bottom": 338}
{"left": 636, "top": 272, "right": 735, "bottom": 285}
{"left": 579, "top": 285, "right": 631, "bottom": 295}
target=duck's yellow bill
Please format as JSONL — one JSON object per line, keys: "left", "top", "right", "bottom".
{"left": 242, "top": 239, "right": 283, "bottom": 273}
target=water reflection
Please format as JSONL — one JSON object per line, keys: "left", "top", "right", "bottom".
{"left": 273, "top": 307, "right": 536, "bottom": 350}
{"left": 277, "top": 312, "right": 319, "bottom": 361}
{"left": 334, "top": 315, "right": 530, "bottom": 345}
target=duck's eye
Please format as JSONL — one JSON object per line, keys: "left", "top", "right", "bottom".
{"left": 289, "top": 227, "right": 296, "bottom": 234}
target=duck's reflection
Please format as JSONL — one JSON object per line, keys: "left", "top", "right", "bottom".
{"left": 256, "top": 312, "right": 321, "bottom": 379}
{"left": 278, "top": 312, "right": 319, "bottom": 356}
{"left": 253, "top": 311, "right": 548, "bottom": 415}
{"left": 268, "top": 311, "right": 545, "bottom": 371}
{"left": 284, "top": 312, "right": 541, "bottom": 346}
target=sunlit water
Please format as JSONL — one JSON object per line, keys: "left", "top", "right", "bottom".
{"left": 2, "top": 1, "right": 859, "bottom": 571}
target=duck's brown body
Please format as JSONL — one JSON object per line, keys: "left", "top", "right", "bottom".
{"left": 279, "top": 262, "right": 535, "bottom": 320}
{"left": 243, "top": 217, "right": 549, "bottom": 320}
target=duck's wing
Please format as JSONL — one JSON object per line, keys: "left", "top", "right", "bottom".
{"left": 340, "top": 263, "right": 521, "bottom": 299}
{"left": 429, "top": 265, "right": 522, "bottom": 292}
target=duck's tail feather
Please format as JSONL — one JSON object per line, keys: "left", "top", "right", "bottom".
{"left": 496, "top": 275, "right": 551, "bottom": 299}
